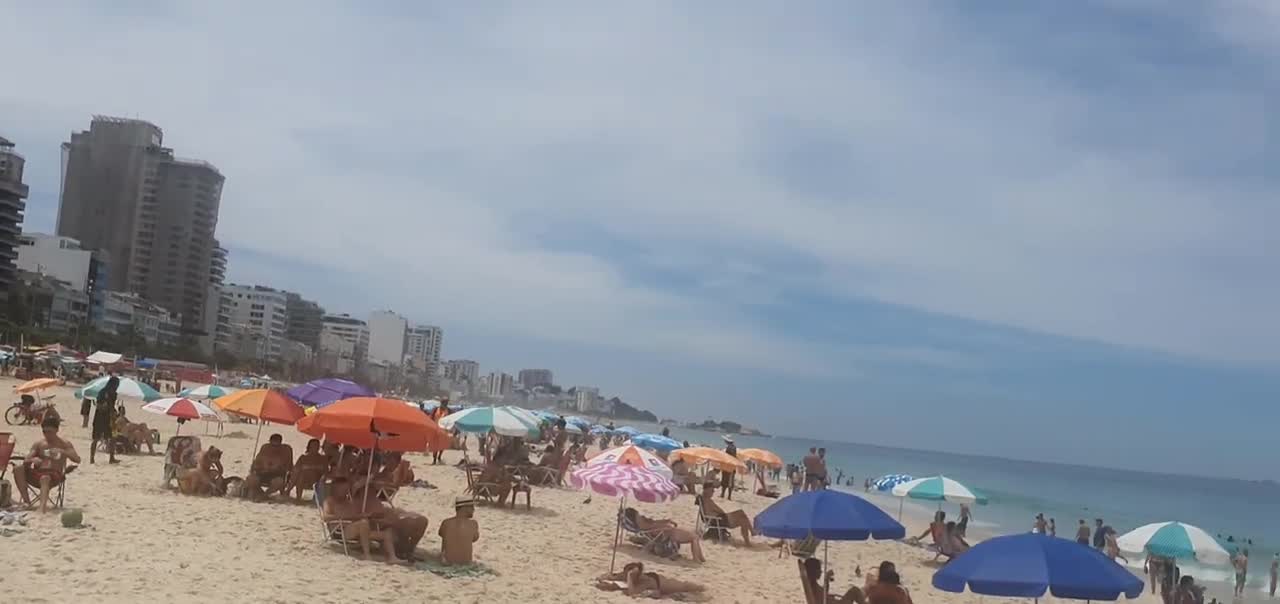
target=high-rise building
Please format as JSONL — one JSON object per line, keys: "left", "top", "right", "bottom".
{"left": 518, "top": 369, "right": 554, "bottom": 389}
{"left": 57, "top": 116, "right": 223, "bottom": 334}
{"left": 444, "top": 359, "right": 480, "bottom": 383}
{"left": 484, "top": 372, "right": 514, "bottom": 398}
{"left": 222, "top": 284, "right": 288, "bottom": 362}
{"left": 406, "top": 324, "right": 443, "bottom": 371}
{"left": 15, "top": 234, "right": 108, "bottom": 324}
{"left": 0, "top": 136, "right": 30, "bottom": 296}
{"left": 200, "top": 243, "right": 228, "bottom": 356}
{"left": 575, "top": 386, "right": 601, "bottom": 413}
{"left": 101, "top": 291, "right": 182, "bottom": 347}
{"left": 321, "top": 314, "right": 369, "bottom": 358}
{"left": 284, "top": 292, "right": 325, "bottom": 350}
{"left": 366, "top": 310, "right": 407, "bottom": 366}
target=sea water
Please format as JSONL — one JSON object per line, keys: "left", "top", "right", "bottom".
{"left": 638, "top": 423, "right": 1279, "bottom": 595}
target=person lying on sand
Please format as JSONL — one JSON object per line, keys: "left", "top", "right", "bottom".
{"left": 244, "top": 434, "right": 292, "bottom": 500}
{"left": 288, "top": 438, "right": 329, "bottom": 501}
{"left": 801, "top": 557, "right": 867, "bottom": 604}
{"left": 439, "top": 496, "right": 480, "bottom": 565}
{"left": 179, "top": 446, "right": 225, "bottom": 496}
{"left": 13, "top": 416, "right": 80, "bottom": 513}
{"left": 625, "top": 507, "right": 706, "bottom": 562}
{"left": 323, "top": 477, "right": 398, "bottom": 563}
{"left": 699, "top": 482, "right": 755, "bottom": 544}
{"left": 595, "top": 562, "right": 707, "bottom": 599}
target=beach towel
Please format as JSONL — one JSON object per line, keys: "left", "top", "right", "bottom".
{"left": 413, "top": 557, "right": 496, "bottom": 578}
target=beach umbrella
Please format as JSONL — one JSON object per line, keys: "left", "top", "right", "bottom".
{"left": 589, "top": 424, "right": 610, "bottom": 434}
{"left": 213, "top": 389, "right": 307, "bottom": 451}
{"left": 562, "top": 415, "right": 592, "bottom": 430}
{"left": 285, "top": 377, "right": 374, "bottom": 408}
{"left": 142, "top": 397, "right": 218, "bottom": 434}
{"left": 587, "top": 444, "right": 673, "bottom": 479}
{"left": 612, "top": 425, "right": 641, "bottom": 437}
{"left": 630, "top": 433, "right": 683, "bottom": 454}
{"left": 892, "top": 475, "right": 987, "bottom": 504}
{"left": 75, "top": 376, "right": 163, "bottom": 402}
{"left": 934, "top": 533, "right": 1145, "bottom": 601}
{"left": 755, "top": 490, "right": 906, "bottom": 597}
{"left": 531, "top": 409, "right": 559, "bottom": 423}
{"left": 570, "top": 463, "right": 681, "bottom": 572}
{"left": 437, "top": 405, "right": 542, "bottom": 439}
{"left": 737, "top": 448, "right": 783, "bottom": 469}
{"left": 670, "top": 446, "right": 747, "bottom": 473}
{"left": 1115, "top": 522, "right": 1230, "bottom": 565}
{"left": 872, "top": 473, "right": 915, "bottom": 492}
{"left": 178, "top": 384, "right": 237, "bottom": 399}
{"left": 14, "top": 377, "right": 61, "bottom": 394}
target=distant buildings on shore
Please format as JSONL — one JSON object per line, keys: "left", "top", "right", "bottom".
{"left": 0, "top": 136, "right": 30, "bottom": 297}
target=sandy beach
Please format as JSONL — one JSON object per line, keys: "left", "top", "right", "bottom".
{"left": 1, "top": 379, "right": 1167, "bottom": 604}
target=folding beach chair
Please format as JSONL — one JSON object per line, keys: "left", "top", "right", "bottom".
{"left": 694, "top": 495, "right": 730, "bottom": 542}
{"left": 3, "top": 432, "right": 75, "bottom": 509}
{"left": 464, "top": 465, "right": 500, "bottom": 504}
{"left": 620, "top": 508, "right": 679, "bottom": 559}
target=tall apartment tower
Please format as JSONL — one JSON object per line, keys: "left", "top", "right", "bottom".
{"left": 57, "top": 116, "right": 223, "bottom": 332}
{"left": 0, "top": 136, "right": 30, "bottom": 296}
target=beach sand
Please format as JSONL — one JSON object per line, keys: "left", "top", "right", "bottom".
{"left": 1, "top": 378, "right": 1169, "bottom": 603}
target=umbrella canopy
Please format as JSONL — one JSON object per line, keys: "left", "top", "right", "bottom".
{"left": 437, "top": 406, "right": 542, "bottom": 438}
{"left": 297, "top": 396, "right": 450, "bottom": 451}
{"left": 570, "top": 463, "right": 680, "bottom": 503}
{"left": 630, "top": 433, "right": 683, "bottom": 453}
{"left": 75, "top": 376, "right": 163, "bottom": 401}
{"left": 562, "top": 415, "right": 592, "bottom": 430}
{"left": 588, "top": 444, "right": 673, "bottom": 478}
{"left": 934, "top": 533, "right": 1145, "bottom": 600}
{"left": 612, "top": 425, "right": 641, "bottom": 437}
{"left": 142, "top": 397, "right": 219, "bottom": 420}
{"left": 872, "top": 474, "right": 915, "bottom": 492}
{"left": 1116, "top": 522, "right": 1230, "bottom": 565}
{"left": 670, "top": 446, "right": 747, "bottom": 473}
{"left": 15, "top": 377, "right": 60, "bottom": 393}
{"left": 213, "top": 389, "right": 305, "bottom": 425}
{"left": 892, "top": 475, "right": 987, "bottom": 505}
{"left": 589, "top": 424, "right": 610, "bottom": 434}
{"left": 737, "top": 448, "right": 783, "bottom": 469}
{"left": 755, "top": 490, "right": 906, "bottom": 541}
{"left": 531, "top": 409, "right": 560, "bottom": 423}
{"left": 285, "top": 378, "right": 375, "bottom": 408}
{"left": 179, "top": 384, "right": 237, "bottom": 399}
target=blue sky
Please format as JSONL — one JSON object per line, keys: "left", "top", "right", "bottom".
{"left": 2, "top": 1, "right": 1277, "bottom": 479}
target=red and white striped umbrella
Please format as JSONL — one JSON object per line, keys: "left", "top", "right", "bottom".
{"left": 142, "top": 397, "right": 219, "bottom": 421}
{"left": 570, "top": 463, "right": 680, "bottom": 503}
{"left": 587, "top": 444, "right": 673, "bottom": 479}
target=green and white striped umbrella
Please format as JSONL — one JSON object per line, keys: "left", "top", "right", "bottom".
{"left": 1116, "top": 522, "right": 1229, "bottom": 564}
{"left": 891, "top": 475, "right": 988, "bottom": 505}
{"left": 437, "top": 405, "right": 542, "bottom": 438}
{"left": 178, "top": 384, "right": 237, "bottom": 399}
{"left": 75, "top": 376, "right": 163, "bottom": 402}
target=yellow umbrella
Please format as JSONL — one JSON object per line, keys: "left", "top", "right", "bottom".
{"left": 15, "top": 377, "right": 61, "bottom": 394}
{"left": 670, "top": 446, "right": 747, "bottom": 472}
{"left": 737, "top": 448, "right": 783, "bottom": 469}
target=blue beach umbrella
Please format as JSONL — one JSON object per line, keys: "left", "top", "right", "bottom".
{"left": 630, "top": 433, "right": 683, "bottom": 453}
{"left": 872, "top": 473, "right": 915, "bottom": 492}
{"left": 613, "top": 426, "right": 641, "bottom": 437}
{"left": 755, "top": 489, "right": 906, "bottom": 541}
{"left": 531, "top": 409, "right": 559, "bottom": 423}
{"left": 934, "top": 533, "right": 1145, "bottom": 600}
{"left": 589, "top": 424, "right": 610, "bottom": 434}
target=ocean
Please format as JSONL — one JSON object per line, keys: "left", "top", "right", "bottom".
{"left": 638, "top": 422, "right": 1279, "bottom": 595}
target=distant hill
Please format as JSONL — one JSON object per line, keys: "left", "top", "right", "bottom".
{"left": 608, "top": 397, "right": 658, "bottom": 423}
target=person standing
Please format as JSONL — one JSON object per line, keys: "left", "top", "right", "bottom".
{"left": 1268, "top": 553, "right": 1277, "bottom": 598}
{"left": 802, "top": 448, "right": 821, "bottom": 491}
{"left": 1233, "top": 548, "right": 1249, "bottom": 598}
{"left": 959, "top": 504, "right": 973, "bottom": 537}
{"left": 429, "top": 400, "right": 451, "bottom": 465}
{"left": 1093, "top": 518, "right": 1107, "bottom": 550}
{"left": 90, "top": 375, "right": 120, "bottom": 464}
{"left": 816, "top": 447, "right": 829, "bottom": 488}
{"left": 1047, "top": 517, "right": 1055, "bottom": 538}
{"left": 720, "top": 436, "right": 737, "bottom": 500}
{"left": 1076, "top": 519, "right": 1091, "bottom": 545}
{"left": 79, "top": 395, "right": 93, "bottom": 428}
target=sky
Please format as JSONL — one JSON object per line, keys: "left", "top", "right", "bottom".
{"left": 1, "top": 1, "right": 1277, "bottom": 479}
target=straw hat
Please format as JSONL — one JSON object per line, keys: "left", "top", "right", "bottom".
{"left": 454, "top": 496, "right": 475, "bottom": 509}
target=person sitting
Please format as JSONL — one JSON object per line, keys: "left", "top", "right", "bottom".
{"left": 473, "top": 461, "right": 513, "bottom": 505}
{"left": 910, "top": 511, "right": 951, "bottom": 559}
{"left": 438, "top": 496, "right": 480, "bottom": 565}
{"left": 112, "top": 406, "right": 156, "bottom": 454}
{"left": 595, "top": 562, "right": 707, "bottom": 599}
{"left": 698, "top": 482, "right": 755, "bottom": 544}
{"left": 362, "top": 492, "right": 430, "bottom": 563}
{"left": 864, "top": 562, "right": 913, "bottom": 604}
{"left": 13, "top": 416, "right": 80, "bottom": 512}
{"left": 801, "top": 557, "right": 867, "bottom": 604}
{"left": 179, "top": 446, "right": 225, "bottom": 496}
{"left": 625, "top": 507, "right": 705, "bottom": 562}
{"left": 322, "top": 476, "right": 398, "bottom": 563}
{"left": 944, "top": 521, "right": 970, "bottom": 558}
{"left": 288, "top": 438, "right": 329, "bottom": 501}
{"left": 525, "top": 444, "right": 561, "bottom": 484}
{"left": 244, "top": 434, "right": 293, "bottom": 501}
{"left": 352, "top": 451, "right": 414, "bottom": 501}
{"left": 670, "top": 459, "right": 697, "bottom": 495}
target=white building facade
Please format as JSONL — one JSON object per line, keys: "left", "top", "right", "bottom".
{"left": 406, "top": 324, "right": 443, "bottom": 370}
{"left": 484, "top": 372, "right": 514, "bottom": 398}
{"left": 223, "top": 284, "right": 288, "bottom": 362}
{"left": 15, "top": 233, "right": 109, "bottom": 324}
{"left": 366, "top": 310, "right": 407, "bottom": 366}
{"left": 575, "top": 386, "right": 602, "bottom": 413}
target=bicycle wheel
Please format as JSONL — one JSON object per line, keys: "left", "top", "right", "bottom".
{"left": 4, "top": 404, "right": 23, "bottom": 425}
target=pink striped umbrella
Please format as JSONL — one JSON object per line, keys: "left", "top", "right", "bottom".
{"left": 586, "top": 444, "right": 673, "bottom": 479}
{"left": 571, "top": 463, "right": 680, "bottom": 503}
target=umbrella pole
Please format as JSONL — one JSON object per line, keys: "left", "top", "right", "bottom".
{"left": 823, "top": 540, "right": 831, "bottom": 598}
{"left": 610, "top": 495, "right": 625, "bottom": 574}
{"left": 252, "top": 422, "right": 264, "bottom": 454}
{"left": 898, "top": 498, "right": 904, "bottom": 521}
{"left": 361, "top": 440, "right": 377, "bottom": 514}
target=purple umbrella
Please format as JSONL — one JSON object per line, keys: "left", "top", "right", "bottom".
{"left": 285, "top": 378, "right": 374, "bottom": 408}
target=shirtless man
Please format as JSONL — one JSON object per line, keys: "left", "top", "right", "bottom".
{"left": 323, "top": 477, "right": 397, "bottom": 563}
{"left": 439, "top": 496, "right": 481, "bottom": 565}
{"left": 179, "top": 446, "right": 225, "bottom": 496}
{"left": 113, "top": 407, "right": 156, "bottom": 454}
{"left": 625, "top": 507, "right": 705, "bottom": 562}
{"left": 364, "top": 497, "right": 429, "bottom": 562}
{"left": 13, "top": 416, "right": 80, "bottom": 512}
{"left": 245, "top": 434, "right": 293, "bottom": 501}
{"left": 699, "top": 482, "right": 754, "bottom": 544}
{"left": 1268, "top": 553, "right": 1277, "bottom": 598}
{"left": 802, "top": 448, "right": 823, "bottom": 491}
{"left": 1076, "top": 519, "right": 1091, "bottom": 545}
{"left": 1233, "top": 549, "right": 1249, "bottom": 597}
{"left": 288, "top": 439, "right": 329, "bottom": 501}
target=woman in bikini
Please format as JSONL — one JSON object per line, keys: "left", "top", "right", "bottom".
{"left": 595, "top": 562, "right": 706, "bottom": 598}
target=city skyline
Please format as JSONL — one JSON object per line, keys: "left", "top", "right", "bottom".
{"left": 2, "top": 2, "right": 1276, "bottom": 480}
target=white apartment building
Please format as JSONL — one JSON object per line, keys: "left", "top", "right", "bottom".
{"left": 575, "top": 386, "right": 601, "bottom": 413}
{"left": 406, "top": 324, "right": 443, "bottom": 371}
{"left": 101, "top": 291, "right": 182, "bottom": 347}
{"left": 320, "top": 314, "right": 369, "bottom": 359}
{"left": 15, "top": 233, "right": 109, "bottom": 324}
{"left": 223, "top": 284, "right": 288, "bottom": 362}
{"left": 484, "top": 372, "right": 514, "bottom": 398}
{"left": 366, "top": 310, "right": 407, "bottom": 366}
{"left": 318, "top": 329, "right": 356, "bottom": 375}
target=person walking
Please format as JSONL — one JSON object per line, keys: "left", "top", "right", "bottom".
{"left": 90, "top": 375, "right": 120, "bottom": 464}
{"left": 1076, "top": 519, "right": 1091, "bottom": 545}
{"left": 720, "top": 436, "right": 737, "bottom": 500}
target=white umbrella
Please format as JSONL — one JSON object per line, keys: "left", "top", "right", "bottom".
{"left": 141, "top": 397, "right": 219, "bottom": 435}
{"left": 437, "top": 406, "right": 542, "bottom": 438}
{"left": 1116, "top": 522, "right": 1230, "bottom": 565}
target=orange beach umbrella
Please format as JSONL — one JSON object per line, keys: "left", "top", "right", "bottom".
{"left": 670, "top": 446, "right": 748, "bottom": 473}
{"left": 296, "top": 396, "right": 449, "bottom": 452}
{"left": 15, "top": 377, "right": 61, "bottom": 394}
{"left": 213, "top": 389, "right": 305, "bottom": 425}
{"left": 737, "top": 448, "right": 783, "bottom": 469}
